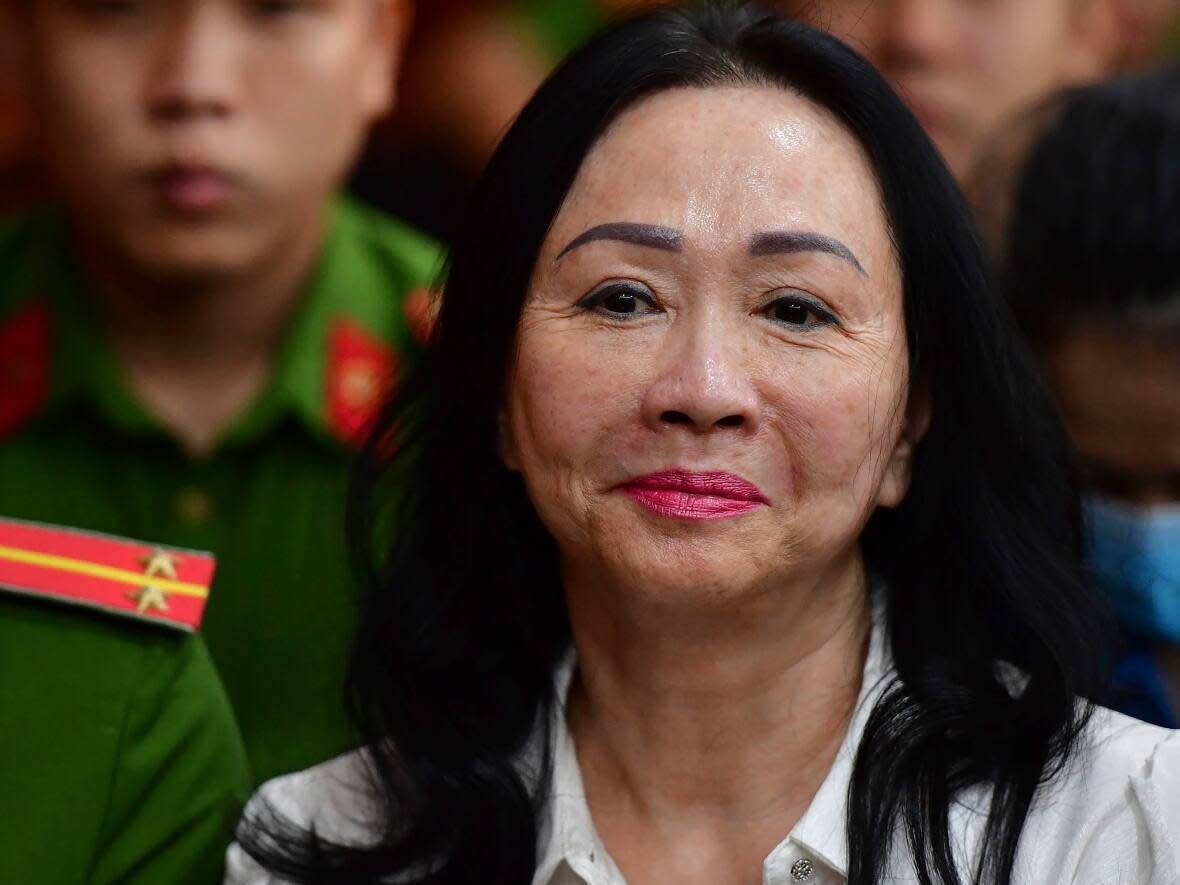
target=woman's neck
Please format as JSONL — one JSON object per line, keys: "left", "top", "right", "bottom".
{"left": 564, "top": 554, "right": 871, "bottom": 884}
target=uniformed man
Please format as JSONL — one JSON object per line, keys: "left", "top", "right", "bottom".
{"left": 0, "top": 517, "right": 250, "bottom": 882}
{"left": 0, "top": 0, "right": 438, "bottom": 786}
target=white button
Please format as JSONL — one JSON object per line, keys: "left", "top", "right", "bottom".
{"left": 791, "top": 857, "right": 815, "bottom": 881}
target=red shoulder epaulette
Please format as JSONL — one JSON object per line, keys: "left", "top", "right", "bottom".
{"left": 326, "top": 317, "right": 398, "bottom": 444}
{"left": 0, "top": 302, "right": 51, "bottom": 440}
{"left": 0, "top": 517, "right": 215, "bottom": 632}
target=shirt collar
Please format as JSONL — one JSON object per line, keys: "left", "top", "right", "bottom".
{"left": 770, "top": 612, "right": 892, "bottom": 880}
{"left": 532, "top": 651, "right": 628, "bottom": 885}
{"left": 533, "top": 606, "right": 893, "bottom": 885}
{"left": 35, "top": 197, "right": 414, "bottom": 452}
{"left": 35, "top": 214, "right": 156, "bottom": 437}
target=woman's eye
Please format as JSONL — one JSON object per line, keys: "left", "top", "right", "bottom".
{"left": 762, "top": 294, "right": 836, "bottom": 329}
{"left": 577, "top": 283, "right": 659, "bottom": 319}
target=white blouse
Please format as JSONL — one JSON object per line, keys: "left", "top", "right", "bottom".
{"left": 225, "top": 617, "right": 1180, "bottom": 884}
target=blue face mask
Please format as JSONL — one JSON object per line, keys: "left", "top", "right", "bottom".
{"left": 1086, "top": 496, "right": 1180, "bottom": 645}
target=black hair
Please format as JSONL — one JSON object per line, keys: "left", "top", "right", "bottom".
{"left": 1002, "top": 65, "right": 1180, "bottom": 342}
{"left": 239, "top": 5, "right": 1106, "bottom": 884}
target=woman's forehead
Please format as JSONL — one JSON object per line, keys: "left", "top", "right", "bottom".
{"left": 548, "top": 85, "right": 892, "bottom": 273}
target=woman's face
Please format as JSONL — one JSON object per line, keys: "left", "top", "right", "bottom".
{"left": 504, "top": 85, "right": 919, "bottom": 604}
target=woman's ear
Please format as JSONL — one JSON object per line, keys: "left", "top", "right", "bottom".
{"left": 876, "top": 383, "right": 932, "bottom": 509}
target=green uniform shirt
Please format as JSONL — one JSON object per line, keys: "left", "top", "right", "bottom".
{"left": 0, "top": 197, "right": 440, "bottom": 785}
{"left": 0, "top": 590, "right": 251, "bottom": 884}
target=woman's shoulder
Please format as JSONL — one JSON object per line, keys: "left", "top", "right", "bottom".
{"left": 224, "top": 749, "right": 383, "bottom": 884}
{"left": 1015, "top": 706, "right": 1179, "bottom": 883}
{"left": 1078, "top": 705, "right": 1179, "bottom": 779}
{"left": 254, "top": 749, "right": 380, "bottom": 837}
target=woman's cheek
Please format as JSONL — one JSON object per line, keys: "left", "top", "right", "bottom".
{"left": 510, "top": 330, "right": 617, "bottom": 488}
{"left": 771, "top": 366, "right": 890, "bottom": 501}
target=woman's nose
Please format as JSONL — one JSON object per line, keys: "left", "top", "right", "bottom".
{"left": 640, "top": 328, "right": 761, "bottom": 434}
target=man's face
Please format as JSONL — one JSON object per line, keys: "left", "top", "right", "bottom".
{"left": 20, "top": 0, "right": 403, "bottom": 280}
{"left": 784, "top": 0, "right": 1109, "bottom": 179}
{"left": 1043, "top": 323, "right": 1180, "bottom": 507}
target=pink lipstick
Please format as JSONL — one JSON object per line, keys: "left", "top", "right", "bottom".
{"left": 619, "top": 469, "right": 769, "bottom": 521}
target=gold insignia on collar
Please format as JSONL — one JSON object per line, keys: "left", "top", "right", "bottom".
{"left": 128, "top": 548, "right": 182, "bottom": 613}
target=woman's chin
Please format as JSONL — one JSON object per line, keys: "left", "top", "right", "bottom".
{"left": 599, "top": 547, "right": 775, "bottom": 608}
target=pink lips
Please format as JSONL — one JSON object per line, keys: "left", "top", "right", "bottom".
{"left": 153, "top": 164, "right": 234, "bottom": 213}
{"left": 619, "top": 469, "right": 769, "bottom": 521}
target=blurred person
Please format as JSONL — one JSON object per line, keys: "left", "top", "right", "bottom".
{"left": 993, "top": 67, "right": 1180, "bottom": 728}
{"left": 1111, "top": 0, "right": 1180, "bottom": 65}
{"left": 357, "top": 0, "right": 670, "bottom": 239}
{"left": 0, "top": 517, "right": 250, "bottom": 883}
{"left": 398, "top": 0, "right": 672, "bottom": 172}
{"left": 0, "top": 6, "right": 41, "bottom": 210}
{"left": 780, "top": 0, "right": 1124, "bottom": 180}
{"left": 230, "top": 9, "right": 1177, "bottom": 885}
{"left": 0, "top": 0, "right": 438, "bottom": 786}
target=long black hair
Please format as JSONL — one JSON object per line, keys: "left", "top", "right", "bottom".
{"left": 240, "top": 5, "right": 1107, "bottom": 883}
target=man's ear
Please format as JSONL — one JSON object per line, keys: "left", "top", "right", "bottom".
{"left": 361, "top": 0, "right": 412, "bottom": 119}
{"left": 876, "top": 382, "right": 932, "bottom": 510}
{"left": 0, "top": 0, "right": 29, "bottom": 72}
{"left": 0, "top": 5, "right": 34, "bottom": 161}
{"left": 1061, "top": 0, "right": 1123, "bottom": 80}
{"left": 498, "top": 404, "right": 520, "bottom": 472}
{"left": 1095, "top": 0, "right": 1179, "bottom": 70}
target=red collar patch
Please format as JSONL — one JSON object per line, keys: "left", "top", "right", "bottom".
{"left": 0, "top": 302, "right": 50, "bottom": 440}
{"left": 326, "top": 318, "right": 397, "bottom": 445}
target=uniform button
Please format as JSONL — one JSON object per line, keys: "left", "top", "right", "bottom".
{"left": 790, "top": 857, "right": 815, "bottom": 881}
{"left": 175, "top": 487, "right": 213, "bottom": 526}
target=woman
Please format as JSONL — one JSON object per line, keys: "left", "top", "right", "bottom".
{"left": 228, "top": 6, "right": 1179, "bottom": 884}
{"left": 994, "top": 67, "right": 1180, "bottom": 728}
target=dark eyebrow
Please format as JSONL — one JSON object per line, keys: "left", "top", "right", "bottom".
{"left": 556, "top": 222, "right": 683, "bottom": 260}
{"left": 749, "top": 230, "right": 867, "bottom": 276}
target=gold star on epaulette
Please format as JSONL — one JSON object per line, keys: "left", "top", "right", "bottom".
{"left": 139, "top": 549, "right": 180, "bottom": 580}
{"left": 127, "top": 548, "right": 181, "bottom": 613}
{"left": 128, "top": 583, "right": 170, "bottom": 614}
